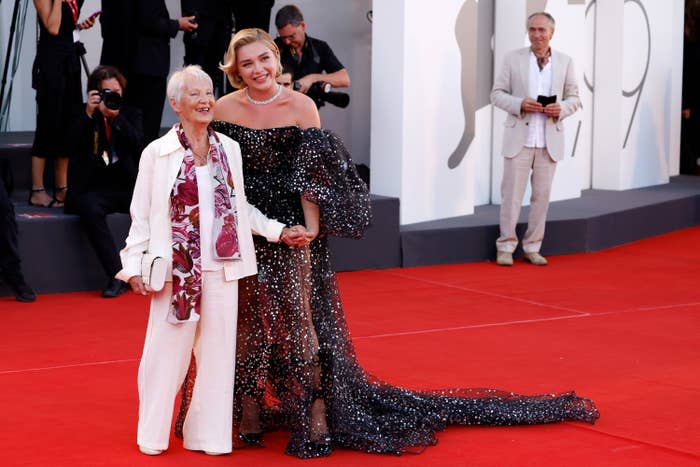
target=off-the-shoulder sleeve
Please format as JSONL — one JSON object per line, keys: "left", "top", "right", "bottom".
{"left": 290, "top": 128, "right": 371, "bottom": 238}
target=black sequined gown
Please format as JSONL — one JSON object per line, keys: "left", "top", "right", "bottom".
{"left": 176, "top": 122, "right": 599, "bottom": 458}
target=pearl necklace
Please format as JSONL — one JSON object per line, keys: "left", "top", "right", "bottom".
{"left": 245, "top": 84, "right": 282, "bottom": 105}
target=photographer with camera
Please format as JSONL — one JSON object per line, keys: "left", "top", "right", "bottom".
{"left": 273, "top": 5, "right": 350, "bottom": 108}
{"left": 65, "top": 66, "right": 144, "bottom": 298}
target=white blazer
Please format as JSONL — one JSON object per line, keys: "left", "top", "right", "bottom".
{"left": 116, "top": 126, "right": 285, "bottom": 283}
{"left": 490, "top": 47, "right": 580, "bottom": 161}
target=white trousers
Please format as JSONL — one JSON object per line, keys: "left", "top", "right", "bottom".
{"left": 497, "top": 147, "right": 557, "bottom": 254}
{"left": 137, "top": 269, "right": 238, "bottom": 454}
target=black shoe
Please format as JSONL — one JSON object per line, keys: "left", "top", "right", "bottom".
{"left": 304, "top": 436, "right": 332, "bottom": 458}
{"left": 238, "top": 432, "right": 264, "bottom": 448}
{"left": 7, "top": 276, "right": 37, "bottom": 303}
{"left": 101, "top": 279, "right": 128, "bottom": 298}
{"left": 2, "top": 272, "right": 37, "bottom": 302}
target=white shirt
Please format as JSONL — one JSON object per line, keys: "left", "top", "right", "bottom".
{"left": 195, "top": 165, "right": 223, "bottom": 271}
{"left": 526, "top": 51, "right": 552, "bottom": 148}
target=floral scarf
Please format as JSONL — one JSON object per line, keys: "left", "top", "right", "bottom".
{"left": 169, "top": 124, "right": 241, "bottom": 323}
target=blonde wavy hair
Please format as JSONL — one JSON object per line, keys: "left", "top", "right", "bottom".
{"left": 220, "top": 28, "right": 283, "bottom": 89}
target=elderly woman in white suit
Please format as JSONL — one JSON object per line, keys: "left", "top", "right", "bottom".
{"left": 116, "top": 65, "right": 304, "bottom": 456}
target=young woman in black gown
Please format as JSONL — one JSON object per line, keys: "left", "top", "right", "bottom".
{"left": 176, "top": 28, "right": 599, "bottom": 459}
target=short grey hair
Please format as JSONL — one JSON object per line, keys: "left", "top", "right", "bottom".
{"left": 527, "top": 11, "right": 556, "bottom": 30}
{"left": 167, "top": 65, "right": 213, "bottom": 103}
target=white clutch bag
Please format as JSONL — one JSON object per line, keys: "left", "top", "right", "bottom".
{"left": 141, "top": 253, "right": 168, "bottom": 292}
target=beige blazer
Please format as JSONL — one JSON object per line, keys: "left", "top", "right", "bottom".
{"left": 116, "top": 126, "right": 285, "bottom": 283}
{"left": 490, "top": 47, "right": 580, "bottom": 161}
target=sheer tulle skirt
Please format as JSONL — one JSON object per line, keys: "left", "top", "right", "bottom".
{"left": 175, "top": 122, "right": 598, "bottom": 458}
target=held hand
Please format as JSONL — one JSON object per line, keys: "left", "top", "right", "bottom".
{"left": 521, "top": 97, "right": 544, "bottom": 114}
{"left": 682, "top": 108, "right": 691, "bottom": 120}
{"left": 179, "top": 16, "right": 198, "bottom": 32}
{"left": 280, "top": 225, "right": 310, "bottom": 248}
{"left": 85, "top": 90, "right": 101, "bottom": 118}
{"left": 544, "top": 102, "right": 561, "bottom": 119}
{"left": 295, "top": 224, "right": 319, "bottom": 245}
{"left": 128, "top": 276, "right": 151, "bottom": 296}
{"left": 303, "top": 226, "right": 319, "bottom": 243}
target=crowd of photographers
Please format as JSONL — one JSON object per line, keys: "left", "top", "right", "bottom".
{"left": 0, "top": 1, "right": 351, "bottom": 302}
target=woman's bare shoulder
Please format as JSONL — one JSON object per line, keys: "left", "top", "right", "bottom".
{"left": 214, "top": 91, "right": 245, "bottom": 120}
{"left": 288, "top": 91, "right": 320, "bottom": 129}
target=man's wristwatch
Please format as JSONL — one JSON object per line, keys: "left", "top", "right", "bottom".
{"left": 293, "top": 80, "right": 302, "bottom": 91}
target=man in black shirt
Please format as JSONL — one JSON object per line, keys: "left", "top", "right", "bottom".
{"left": 273, "top": 5, "right": 350, "bottom": 108}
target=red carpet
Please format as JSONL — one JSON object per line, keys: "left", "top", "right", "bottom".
{"left": 1, "top": 227, "right": 699, "bottom": 466}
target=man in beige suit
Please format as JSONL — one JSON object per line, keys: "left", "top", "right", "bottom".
{"left": 490, "top": 12, "right": 580, "bottom": 266}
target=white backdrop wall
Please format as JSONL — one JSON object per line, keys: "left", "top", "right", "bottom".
{"left": 401, "top": 0, "right": 476, "bottom": 222}
{"left": 0, "top": 0, "right": 35, "bottom": 131}
{"left": 591, "top": 0, "right": 683, "bottom": 189}
{"left": 370, "top": 0, "right": 495, "bottom": 224}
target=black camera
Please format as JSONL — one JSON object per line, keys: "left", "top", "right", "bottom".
{"left": 99, "top": 89, "right": 123, "bottom": 111}
{"left": 306, "top": 81, "right": 350, "bottom": 109}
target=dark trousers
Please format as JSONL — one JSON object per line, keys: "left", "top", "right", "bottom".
{"left": 0, "top": 178, "right": 22, "bottom": 281}
{"left": 232, "top": 2, "right": 274, "bottom": 32}
{"left": 127, "top": 74, "right": 167, "bottom": 145}
{"left": 183, "top": 14, "right": 232, "bottom": 96}
{"left": 66, "top": 191, "right": 132, "bottom": 280}
{"left": 681, "top": 116, "right": 699, "bottom": 175}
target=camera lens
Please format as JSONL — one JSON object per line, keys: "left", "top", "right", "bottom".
{"left": 99, "top": 89, "right": 122, "bottom": 111}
